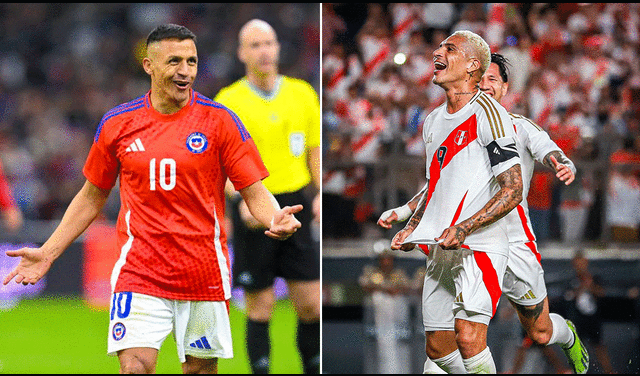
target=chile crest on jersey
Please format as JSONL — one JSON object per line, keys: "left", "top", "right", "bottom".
{"left": 186, "top": 132, "right": 208, "bottom": 154}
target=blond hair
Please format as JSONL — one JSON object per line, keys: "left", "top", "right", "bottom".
{"left": 451, "top": 30, "right": 491, "bottom": 76}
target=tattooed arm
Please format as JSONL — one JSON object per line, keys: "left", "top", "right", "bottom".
{"left": 435, "top": 164, "right": 523, "bottom": 250}
{"left": 378, "top": 181, "right": 429, "bottom": 229}
{"left": 390, "top": 188, "right": 429, "bottom": 251}
{"left": 542, "top": 150, "right": 576, "bottom": 185}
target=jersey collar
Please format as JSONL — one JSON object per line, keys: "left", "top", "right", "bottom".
{"left": 244, "top": 75, "right": 282, "bottom": 101}
{"left": 144, "top": 89, "right": 195, "bottom": 120}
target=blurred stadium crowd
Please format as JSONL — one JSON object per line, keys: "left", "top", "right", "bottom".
{"left": 322, "top": 3, "right": 640, "bottom": 245}
{"left": 0, "top": 3, "right": 319, "bottom": 224}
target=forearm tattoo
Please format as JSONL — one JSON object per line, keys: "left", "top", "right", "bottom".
{"left": 453, "top": 226, "right": 467, "bottom": 244}
{"left": 458, "top": 164, "right": 523, "bottom": 236}
{"left": 407, "top": 182, "right": 429, "bottom": 212}
{"left": 543, "top": 150, "right": 571, "bottom": 171}
{"left": 406, "top": 192, "right": 427, "bottom": 231}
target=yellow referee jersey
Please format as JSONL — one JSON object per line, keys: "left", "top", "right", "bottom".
{"left": 214, "top": 75, "right": 320, "bottom": 195}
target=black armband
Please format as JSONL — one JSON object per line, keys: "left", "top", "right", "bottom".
{"left": 486, "top": 140, "right": 519, "bottom": 167}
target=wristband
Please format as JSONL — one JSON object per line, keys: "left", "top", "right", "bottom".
{"left": 380, "top": 204, "right": 413, "bottom": 222}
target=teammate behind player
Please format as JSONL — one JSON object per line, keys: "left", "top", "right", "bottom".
{"left": 2, "top": 24, "right": 303, "bottom": 374}
{"left": 389, "top": 30, "right": 523, "bottom": 373}
{"left": 480, "top": 53, "right": 588, "bottom": 374}
{"left": 214, "top": 19, "right": 320, "bottom": 374}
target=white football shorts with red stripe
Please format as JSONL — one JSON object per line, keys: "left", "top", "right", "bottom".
{"left": 422, "top": 245, "right": 507, "bottom": 331}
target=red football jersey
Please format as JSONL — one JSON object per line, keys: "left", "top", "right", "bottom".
{"left": 83, "top": 90, "right": 269, "bottom": 301}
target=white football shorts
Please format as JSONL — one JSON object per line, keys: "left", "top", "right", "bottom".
{"left": 422, "top": 245, "right": 507, "bottom": 331}
{"left": 501, "top": 241, "right": 547, "bottom": 306}
{"left": 107, "top": 292, "right": 233, "bottom": 362}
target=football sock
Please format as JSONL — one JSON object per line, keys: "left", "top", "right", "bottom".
{"left": 548, "top": 313, "right": 574, "bottom": 347}
{"left": 423, "top": 357, "right": 447, "bottom": 374}
{"left": 462, "top": 346, "right": 496, "bottom": 374}
{"left": 297, "top": 320, "right": 320, "bottom": 374}
{"left": 432, "top": 349, "right": 466, "bottom": 374}
{"left": 246, "top": 319, "right": 270, "bottom": 374}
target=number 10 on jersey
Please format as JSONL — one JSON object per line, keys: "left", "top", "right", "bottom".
{"left": 149, "top": 158, "right": 176, "bottom": 191}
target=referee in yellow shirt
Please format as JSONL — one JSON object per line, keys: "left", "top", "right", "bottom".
{"left": 215, "top": 19, "right": 320, "bottom": 374}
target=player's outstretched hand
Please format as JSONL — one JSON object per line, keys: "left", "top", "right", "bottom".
{"left": 550, "top": 155, "right": 575, "bottom": 185}
{"left": 265, "top": 204, "right": 303, "bottom": 240}
{"left": 2, "top": 247, "right": 52, "bottom": 286}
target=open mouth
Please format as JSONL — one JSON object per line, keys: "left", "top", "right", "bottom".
{"left": 174, "top": 80, "right": 190, "bottom": 90}
{"left": 434, "top": 61, "right": 446, "bottom": 70}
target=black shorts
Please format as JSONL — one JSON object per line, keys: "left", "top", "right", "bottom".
{"left": 231, "top": 189, "right": 319, "bottom": 292}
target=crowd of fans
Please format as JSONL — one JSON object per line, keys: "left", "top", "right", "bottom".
{"left": 322, "top": 3, "right": 640, "bottom": 244}
{"left": 0, "top": 3, "right": 320, "bottom": 223}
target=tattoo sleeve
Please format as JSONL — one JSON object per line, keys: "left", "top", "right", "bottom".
{"left": 456, "top": 164, "right": 523, "bottom": 236}
{"left": 406, "top": 188, "right": 428, "bottom": 231}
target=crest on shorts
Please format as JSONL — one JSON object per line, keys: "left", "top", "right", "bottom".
{"left": 112, "top": 322, "right": 126, "bottom": 341}
{"left": 186, "top": 132, "right": 208, "bottom": 154}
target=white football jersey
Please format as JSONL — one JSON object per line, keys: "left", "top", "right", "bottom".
{"left": 504, "top": 113, "right": 563, "bottom": 243}
{"left": 404, "top": 91, "right": 520, "bottom": 255}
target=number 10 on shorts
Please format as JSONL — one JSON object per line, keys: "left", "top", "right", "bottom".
{"left": 111, "top": 292, "right": 133, "bottom": 320}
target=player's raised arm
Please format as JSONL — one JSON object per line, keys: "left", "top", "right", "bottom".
{"left": 238, "top": 180, "right": 302, "bottom": 240}
{"left": 3, "top": 180, "right": 111, "bottom": 285}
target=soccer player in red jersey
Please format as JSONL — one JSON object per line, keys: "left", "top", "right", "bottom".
{"left": 2, "top": 24, "right": 303, "bottom": 374}
{"left": 0, "top": 161, "right": 23, "bottom": 233}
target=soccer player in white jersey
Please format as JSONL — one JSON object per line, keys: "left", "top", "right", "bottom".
{"left": 388, "top": 30, "right": 524, "bottom": 374}
{"left": 380, "top": 52, "right": 591, "bottom": 374}
{"left": 480, "top": 53, "right": 588, "bottom": 374}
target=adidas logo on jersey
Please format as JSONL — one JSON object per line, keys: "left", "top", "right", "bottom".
{"left": 454, "top": 293, "right": 463, "bottom": 303}
{"left": 189, "top": 336, "right": 212, "bottom": 349}
{"left": 519, "top": 290, "right": 537, "bottom": 300}
{"left": 125, "top": 138, "right": 145, "bottom": 152}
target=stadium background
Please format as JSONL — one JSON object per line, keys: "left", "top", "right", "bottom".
{"left": 0, "top": 3, "right": 319, "bottom": 374}
{"left": 323, "top": 3, "right": 640, "bottom": 374}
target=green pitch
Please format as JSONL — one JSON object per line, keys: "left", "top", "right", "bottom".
{"left": 0, "top": 295, "right": 303, "bottom": 374}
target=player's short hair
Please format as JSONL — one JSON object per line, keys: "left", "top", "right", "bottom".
{"left": 451, "top": 30, "right": 491, "bottom": 76}
{"left": 491, "top": 53, "right": 511, "bottom": 83}
{"left": 146, "top": 24, "right": 197, "bottom": 46}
